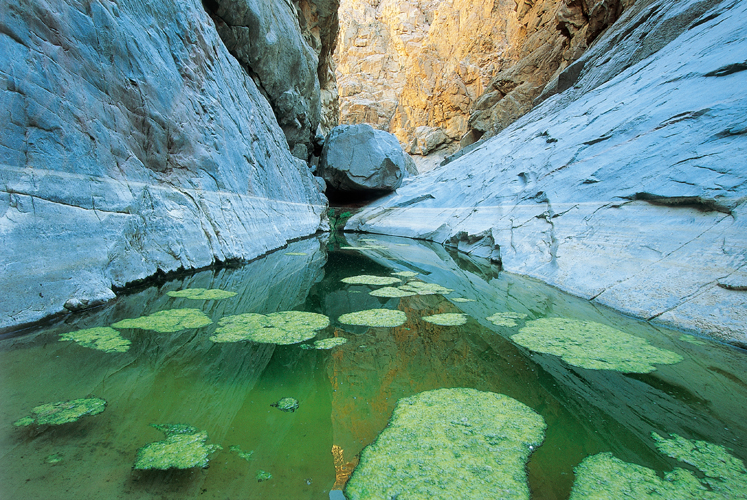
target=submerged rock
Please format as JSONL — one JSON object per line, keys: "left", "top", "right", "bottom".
{"left": 318, "top": 124, "right": 416, "bottom": 201}
{"left": 345, "top": 388, "right": 546, "bottom": 500}
{"left": 133, "top": 424, "right": 220, "bottom": 470}
{"left": 14, "top": 397, "right": 107, "bottom": 427}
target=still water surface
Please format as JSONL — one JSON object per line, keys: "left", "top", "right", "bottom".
{"left": 1, "top": 234, "right": 746, "bottom": 499}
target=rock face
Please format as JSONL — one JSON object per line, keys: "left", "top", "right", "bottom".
{"left": 206, "top": 0, "right": 340, "bottom": 159}
{"left": 335, "top": 0, "right": 633, "bottom": 155}
{"left": 319, "top": 124, "right": 416, "bottom": 200}
{"left": 346, "top": 0, "right": 747, "bottom": 343}
{"left": 0, "top": 0, "right": 327, "bottom": 330}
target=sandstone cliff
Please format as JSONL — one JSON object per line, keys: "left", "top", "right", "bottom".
{"left": 335, "top": 0, "right": 633, "bottom": 155}
{"left": 346, "top": 0, "right": 747, "bottom": 344}
{"left": 0, "top": 0, "right": 328, "bottom": 330}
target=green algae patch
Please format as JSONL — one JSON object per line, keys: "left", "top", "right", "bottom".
{"left": 285, "top": 252, "right": 308, "bottom": 256}
{"left": 112, "top": 309, "right": 212, "bottom": 333}
{"left": 345, "top": 388, "right": 546, "bottom": 500}
{"left": 271, "top": 397, "right": 299, "bottom": 413}
{"left": 338, "top": 309, "right": 407, "bottom": 328}
{"left": 229, "top": 445, "right": 254, "bottom": 462}
{"left": 392, "top": 271, "right": 419, "bottom": 278}
{"left": 452, "top": 297, "right": 475, "bottom": 303}
{"left": 314, "top": 337, "right": 348, "bottom": 349}
{"left": 399, "top": 281, "right": 453, "bottom": 296}
{"left": 487, "top": 312, "right": 528, "bottom": 328}
{"left": 679, "top": 334, "right": 708, "bottom": 346}
{"left": 210, "top": 311, "right": 329, "bottom": 345}
{"left": 422, "top": 313, "right": 468, "bottom": 326}
{"left": 59, "top": 327, "right": 131, "bottom": 353}
{"left": 45, "top": 453, "right": 64, "bottom": 465}
{"left": 14, "top": 397, "right": 107, "bottom": 427}
{"left": 340, "top": 245, "right": 387, "bottom": 251}
{"left": 134, "top": 424, "right": 221, "bottom": 470}
{"left": 256, "top": 469, "right": 273, "bottom": 482}
{"left": 370, "top": 287, "right": 417, "bottom": 298}
{"left": 166, "top": 288, "right": 237, "bottom": 300}
{"left": 570, "top": 433, "right": 747, "bottom": 500}
{"left": 512, "top": 318, "right": 682, "bottom": 373}
{"left": 342, "top": 275, "right": 402, "bottom": 286}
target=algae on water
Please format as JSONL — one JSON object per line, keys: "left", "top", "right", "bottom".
{"left": 345, "top": 388, "right": 546, "bottom": 500}
{"left": 112, "top": 309, "right": 212, "bottom": 333}
{"left": 338, "top": 309, "right": 407, "bottom": 328}
{"left": 285, "top": 252, "right": 308, "bottom": 256}
{"left": 342, "top": 275, "right": 402, "bottom": 286}
{"left": 313, "top": 337, "right": 348, "bottom": 349}
{"left": 166, "top": 288, "right": 237, "bottom": 300}
{"left": 256, "top": 470, "right": 273, "bottom": 482}
{"left": 229, "top": 445, "right": 254, "bottom": 462}
{"left": 370, "top": 287, "right": 417, "bottom": 298}
{"left": 512, "top": 318, "right": 682, "bottom": 373}
{"left": 570, "top": 433, "right": 747, "bottom": 499}
{"left": 398, "top": 281, "right": 453, "bottom": 296}
{"left": 271, "top": 397, "right": 299, "bottom": 412}
{"left": 210, "top": 311, "right": 329, "bottom": 345}
{"left": 59, "top": 327, "right": 131, "bottom": 353}
{"left": 133, "top": 424, "right": 221, "bottom": 470}
{"left": 14, "top": 397, "right": 107, "bottom": 427}
{"left": 486, "top": 312, "right": 528, "bottom": 328}
{"left": 452, "top": 297, "right": 475, "bottom": 303}
{"left": 421, "top": 313, "right": 468, "bottom": 326}
{"left": 392, "top": 271, "right": 419, "bottom": 277}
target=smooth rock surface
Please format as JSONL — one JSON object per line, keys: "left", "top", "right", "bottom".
{"left": 346, "top": 0, "right": 747, "bottom": 343}
{"left": 0, "top": 0, "right": 327, "bottom": 330}
{"left": 319, "top": 124, "right": 416, "bottom": 199}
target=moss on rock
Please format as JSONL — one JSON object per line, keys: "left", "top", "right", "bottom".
{"left": 486, "top": 312, "right": 528, "bottom": 328}
{"left": 512, "top": 318, "right": 682, "bottom": 373}
{"left": 112, "top": 309, "right": 212, "bottom": 333}
{"left": 166, "top": 288, "right": 237, "bottom": 300}
{"left": 210, "top": 311, "right": 329, "bottom": 345}
{"left": 345, "top": 388, "right": 546, "bottom": 500}
{"left": 338, "top": 309, "right": 407, "bottom": 328}
{"left": 422, "top": 313, "right": 468, "bottom": 326}
{"left": 14, "top": 397, "right": 107, "bottom": 427}
{"left": 342, "top": 275, "right": 402, "bottom": 286}
{"left": 59, "top": 327, "right": 131, "bottom": 353}
{"left": 133, "top": 424, "right": 221, "bottom": 470}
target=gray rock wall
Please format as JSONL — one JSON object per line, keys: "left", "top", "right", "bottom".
{"left": 346, "top": 0, "right": 747, "bottom": 343}
{"left": 0, "top": 0, "right": 327, "bottom": 330}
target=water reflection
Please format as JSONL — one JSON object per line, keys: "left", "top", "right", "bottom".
{"left": 0, "top": 233, "right": 745, "bottom": 499}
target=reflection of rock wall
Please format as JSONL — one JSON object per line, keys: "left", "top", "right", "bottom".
{"left": 0, "top": 0, "right": 328, "bottom": 330}
{"left": 335, "top": 0, "right": 633, "bottom": 154}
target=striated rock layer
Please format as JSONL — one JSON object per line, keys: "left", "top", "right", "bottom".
{"left": 346, "top": 0, "right": 747, "bottom": 343}
{"left": 335, "top": 0, "right": 633, "bottom": 155}
{"left": 0, "top": 0, "right": 327, "bottom": 330}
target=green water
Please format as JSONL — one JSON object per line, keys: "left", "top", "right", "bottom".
{"left": 1, "top": 234, "right": 746, "bottom": 499}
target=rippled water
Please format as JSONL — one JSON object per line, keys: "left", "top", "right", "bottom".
{"left": 1, "top": 234, "right": 746, "bottom": 499}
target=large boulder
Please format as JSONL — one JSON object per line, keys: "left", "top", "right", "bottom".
{"left": 319, "top": 124, "right": 416, "bottom": 200}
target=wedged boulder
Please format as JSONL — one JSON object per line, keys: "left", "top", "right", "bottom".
{"left": 318, "top": 124, "right": 416, "bottom": 200}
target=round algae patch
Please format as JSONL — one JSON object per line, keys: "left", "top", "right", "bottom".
{"left": 134, "top": 424, "right": 220, "bottom": 470}
{"left": 398, "top": 281, "right": 453, "bottom": 295}
{"left": 166, "top": 288, "right": 237, "bottom": 300}
{"left": 512, "top": 318, "right": 682, "bottom": 373}
{"left": 342, "top": 275, "right": 402, "bottom": 286}
{"left": 313, "top": 337, "right": 348, "bottom": 349}
{"left": 210, "top": 311, "right": 329, "bottom": 345}
{"left": 421, "top": 313, "right": 468, "bottom": 326}
{"left": 112, "top": 309, "right": 212, "bottom": 333}
{"left": 59, "top": 327, "right": 131, "bottom": 353}
{"left": 345, "top": 388, "right": 546, "bottom": 500}
{"left": 338, "top": 309, "right": 407, "bottom": 328}
{"left": 392, "top": 270, "right": 419, "bottom": 278}
{"left": 487, "top": 312, "right": 528, "bottom": 328}
{"left": 370, "top": 287, "right": 417, "bottom": 298}
{"left": 271, "top": 397, "right": 299, "bottom": 412}
{"left": 14, "top": 397, "right": 107, "bottom": 427}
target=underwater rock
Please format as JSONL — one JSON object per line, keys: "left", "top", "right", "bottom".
{"left": 133, "top": 424, "right": 220, "bottom": 470}
{"left": 342, "top": 275, "right": 402, "bottom": 286}
{"left": 486, "top": 312, "right": 528, "bottom": 328}
{"left": 512, "top": 318, "right": 682, "bottom": 373}
{"left": 421, "top": 313, "right": 468, "bottom": 326}
{"left": 369, "top": 287, "right": 417, "bottom": 298}
{"left": 271, "top": 398, "right": 299, "bottom": 413}
{"left": 166, "top": 288, "right": 237, "bottom": 300}
{"left": 345, "top": 388, "right": 546, "bottom": 500}
{"left": 570, "top": 433, "right": 747, "bottom": 499}
{"left": 314, "top": 337, "right": 349, "bottom": 349}
{"left": 14, "top": 397, "right": 107, "bottom": 427}
{"left": 338, "top": 309, "right": 407, "bottom": 328}
{"left": 112, "top": 309, "right": 212, "bottom": 333}
{"left": 210, "top": 311, "right": 330, "bottom": 345}
{"left": 59, "top": 327, "right": 131, "bottom": 353}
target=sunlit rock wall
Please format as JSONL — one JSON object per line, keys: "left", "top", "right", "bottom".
{"left": 0, "top": 0, "right": 328, "bottom": 330}
{"left": 335, "top": 0, "right": 632, "bottom": 155}
{"left": 347, "top": 0, "right": 747, "bottom": 343}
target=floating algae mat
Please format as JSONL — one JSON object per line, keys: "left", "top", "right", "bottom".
{"left": 166, "top": 288, "right": 237, "bottom": 300}
{"left": 2, "top": 236, "right": 747, "bottom": 499}
{"left": 345, "top": 388, "right": 546, "bottom": 500}
{"left": 210, "top": 311, "right": 329, "bottom": 344}
{"left": 512, "top": 318, "right": 683, "bottom": 372}
{"left": 341, "top": 275, "right": 402, "bottom": 286}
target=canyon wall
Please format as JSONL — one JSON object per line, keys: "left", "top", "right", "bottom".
{"left": 335, "top": 0, "right": 633, "bottom": 155}
{"left": 347, "top": 0, "right": 747, "bottom": 344}
{"left": 0, "top": 0, "right": 330, "bottom": 330}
